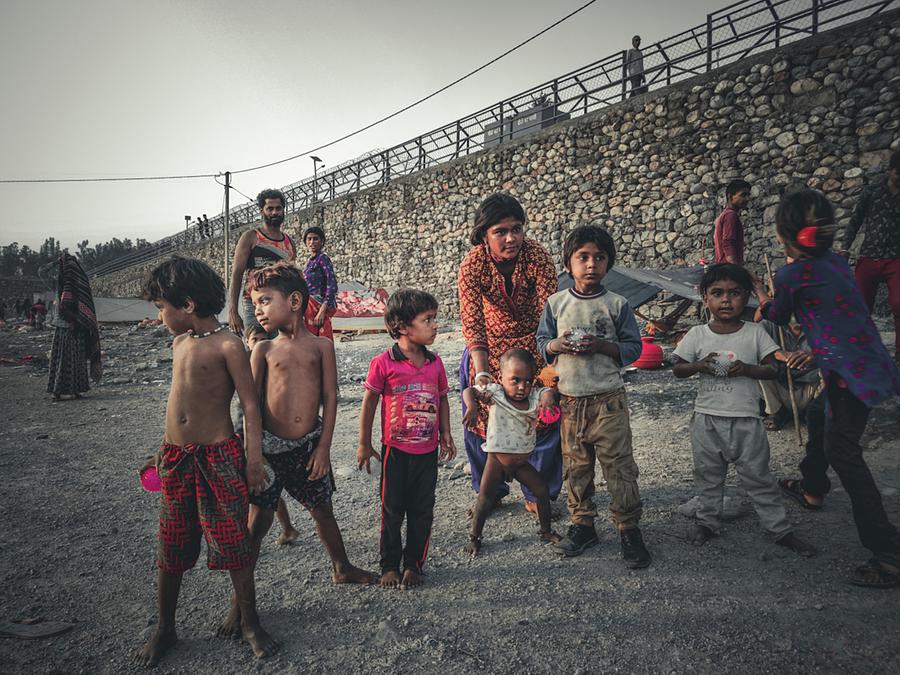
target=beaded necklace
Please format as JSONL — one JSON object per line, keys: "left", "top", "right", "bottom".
{"left": 187, "top": 324, "right": 227, "bottom": 339}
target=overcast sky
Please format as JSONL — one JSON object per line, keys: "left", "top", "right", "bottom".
{"left": 0, "top": 0, "right": 725, "bottom": 251}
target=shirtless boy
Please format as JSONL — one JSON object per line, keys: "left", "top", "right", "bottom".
{"left": 136, "top": 257, "right": 277, "bottom": 666}
{"left": 220, "top": 262, "right": 376, "bottom": 633}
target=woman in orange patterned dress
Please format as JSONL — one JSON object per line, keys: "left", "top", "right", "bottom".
{"left": 457, "top": 193, "right": 562, "bottom": 513}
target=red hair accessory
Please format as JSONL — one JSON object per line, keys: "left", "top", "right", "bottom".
{"left": 796, "top": 226, "right": 818, "bottom": 248}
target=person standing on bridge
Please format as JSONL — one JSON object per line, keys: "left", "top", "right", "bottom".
{"left": 228, "top": 189, "right": 296, "bottom": 339}
{"left": 626, "top": 35, "right": 647, "bottom": 97}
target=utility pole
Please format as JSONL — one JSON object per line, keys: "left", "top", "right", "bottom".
{"left": 224, "top": 171, "right": 231, "bottom": 289}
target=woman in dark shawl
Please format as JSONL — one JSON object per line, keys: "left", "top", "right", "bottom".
{"left": 47, "top": 253, "right": 102, "bottom": 400}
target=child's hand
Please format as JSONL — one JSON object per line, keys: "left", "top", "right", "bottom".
{"left": 462, "top": 403, "right": 481, "bottom": 432}
{"left": 246, "top": 459, "right": 266, "bottom": 494}
{"left": 472, "top": 372, "right": 492, "bottom": 388}
{"left": 726, "top": 360, "right": 749, "bottom": 378}
{"left": 138, "top": 452, "right": 160, "bottom": 476}
{"left": 357, "top": 442, "right": 381, "bottom": 474}
{"left": 549, "top": 333, "right": 581, "bottom": 356}
{"left": 306, "top": 445, "right": 331, "bottom": 481}
{"left": 538, "top": 388, "right": 557, "bottom": 410}
{"left": 695, "top": 353, "right": 719, "bottom": 376}
{"left": 439, "top": 431, "right": 457, "bottom": 462}
{"left": 783, "top": 350, "right": 815, "bottom": 370}
{"left": 575, "top": 334, "right": 611, "bottom": 355}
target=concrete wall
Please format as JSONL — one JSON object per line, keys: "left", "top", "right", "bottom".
{"left": 93, "top": 11, "right": 900, "bottom": 319}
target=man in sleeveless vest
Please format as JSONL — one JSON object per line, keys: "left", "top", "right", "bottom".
{"left": 228, "top": 189, "right": 297, "bottom": 338}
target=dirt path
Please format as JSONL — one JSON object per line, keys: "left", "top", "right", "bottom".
{"left": 1, "top": 325, "right": 898, "bottom": 674}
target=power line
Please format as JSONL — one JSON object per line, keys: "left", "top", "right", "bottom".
{"left": 231, "top": 0, "right": 599, "bottom": 175}
{"left": 0, "top": 0, "right": 598, "bottom": 185}
{"left": 215, "top": 175, "right": 255, "bottom": 204}
{"left": 0, "top": 171, "right": 216, "bottom": 185}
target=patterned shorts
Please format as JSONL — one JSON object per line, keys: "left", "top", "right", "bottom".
{"left": 157, "top": 434, "right": 252, "bottom": 574}
{"left": 249, "top": 426, "right": 335, "bottom": 512}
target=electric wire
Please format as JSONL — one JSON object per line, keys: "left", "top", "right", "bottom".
{"left": 0, "top": 0, "right": 598, "bottom": 185}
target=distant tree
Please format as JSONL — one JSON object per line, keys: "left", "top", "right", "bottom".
{"left": 0, "top": 235, "right": 152, "bottom": 276}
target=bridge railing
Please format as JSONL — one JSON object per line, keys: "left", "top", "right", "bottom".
{"left": 89, "top": 0, "right": 898, "bottom": 278}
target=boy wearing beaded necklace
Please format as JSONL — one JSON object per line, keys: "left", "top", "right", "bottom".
{"left": 137, "top": 257, "right": 276, "bottom": 666}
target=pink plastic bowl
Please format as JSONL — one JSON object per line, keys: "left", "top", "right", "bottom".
{"left": 140, "top": 466, "right": 162, "bottom": 492}
{"left": 539, "top": 406, "right": 561, "bottom": 424}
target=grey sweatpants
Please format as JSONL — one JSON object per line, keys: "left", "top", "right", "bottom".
{"left": 691, "top": 412, "right": 790, "bottom": 538}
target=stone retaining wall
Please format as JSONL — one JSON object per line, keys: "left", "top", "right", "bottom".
{"left": 93, "top": 10, "right": 900, "bottom": 321}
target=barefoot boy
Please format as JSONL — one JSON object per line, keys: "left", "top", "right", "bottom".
{"left": 357, "top": 289, "right": 457, "bottom": 589}
{"left": 228, "top": 262, "right": 375, "bottom": 630}
{"left": 672, "top": 263, "right": 816, "bottom": 556}
{"left": 244, "top": 325, "right": 301, "bottom": 547}
{"left": 137, "top": 257, "right": 277, "bottom": 666}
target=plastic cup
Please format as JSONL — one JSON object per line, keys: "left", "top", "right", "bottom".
{"left": 539, "top": 405, "right": 561, "bottom": 424}
{"left": 140, "top": 466, "right": 162, "bottom": 492}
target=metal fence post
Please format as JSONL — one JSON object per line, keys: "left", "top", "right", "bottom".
{"left": 706, "top": 13, "right": 713, "bottom": 71}
{"left": 811, "top": 0, "right": 819, "bottom": 33}
{"left": 620, "top": 50, "right": 628, "bottom": 101}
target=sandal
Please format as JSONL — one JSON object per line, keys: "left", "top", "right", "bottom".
{"left": 849, "top": 559, "right": 900, "bottom": 589}
{"left": 780, "top": 479, "right": 823, "bottom": 511}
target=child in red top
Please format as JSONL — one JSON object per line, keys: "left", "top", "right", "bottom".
{"left": 357, "top": 289, "right": 457, "bottom": 589}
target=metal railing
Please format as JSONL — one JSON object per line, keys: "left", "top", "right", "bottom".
{"left": 89, "top": 0, "right": 899, "bottom": 278}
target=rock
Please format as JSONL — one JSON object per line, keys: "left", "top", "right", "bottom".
{"left": 789, "top": 78, "right": 820, "bottom": 95}
{"left": 374, "top": 620, "right": 400, "bottom": 645}
{"left": 775, "top": 131, "right": 796, "bottom": 149}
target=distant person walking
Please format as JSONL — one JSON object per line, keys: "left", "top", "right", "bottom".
{"left": 48, "top": 253, "right": 102, "bottom": 401}
{"left": 302, "top": 226, "right": 338, "bottom": 339}
{"left": 228, "top": 188, "right": 296, "bottom": 338}
{"left": 714, "top": 179, "right": 751, "bottom": 265}
{"left": 839, "top": 150, "right": 900, "bottom": 363}
{"left": 626, "top": 35, "right": 647, "bottom": 97}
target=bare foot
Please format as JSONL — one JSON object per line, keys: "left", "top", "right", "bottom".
{"left": 400, "top": 569, "right": 423, "bottom": 590}
{"left": 134, "top": 627, "right": 177, "bottom": 667}
{"left": 464, "top": 535, "right": 482, "bottom": 557}
{"left": 242, "top": 621, "right": 279, "bottom": 659}
{"left": 540, "top": 530, "right": 562, "bottom": 545}
{"left": 332, "top": 564, "right": 379, "bottom": 585}
{"left": 216, "top": 602, "right": 242, "bottom": 639}
{"left": 380, "top": 570, "right": 401, "bottom": 589}
{"left": 276, "top": 527, "right": 300, "bottom": 546}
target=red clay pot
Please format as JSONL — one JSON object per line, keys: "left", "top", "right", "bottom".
{"left": 633, "top": 336, "right": 664, "bottom": 369}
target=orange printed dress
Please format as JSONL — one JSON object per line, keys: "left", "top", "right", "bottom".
{"left": 458, "top": 239, "right": 558, "bottom": 436}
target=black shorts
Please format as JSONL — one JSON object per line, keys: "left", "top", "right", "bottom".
{"left": 249, "top": 427, "right": 336, "bottom": 511}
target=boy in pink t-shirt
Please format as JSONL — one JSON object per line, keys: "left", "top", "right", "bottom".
{"left": 358, "top": 289, "right": 457, "bottom": 590}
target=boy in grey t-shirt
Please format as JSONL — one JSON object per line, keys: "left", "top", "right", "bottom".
{"left": 672, "top": 264, "right": 816, "bottom": 556}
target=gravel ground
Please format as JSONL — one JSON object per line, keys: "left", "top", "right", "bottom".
{"left": 1, "top": 323, "right": 898, "bottom": 674}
